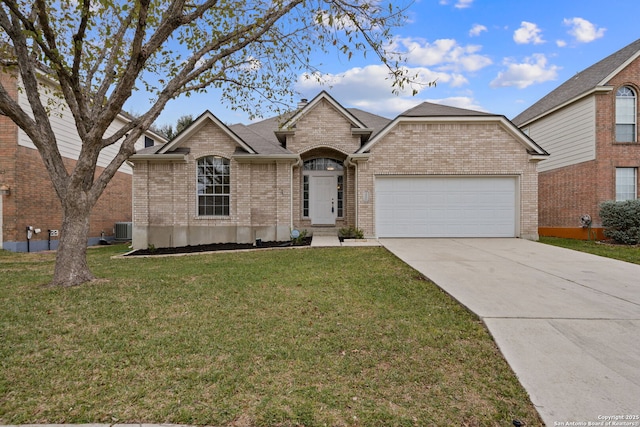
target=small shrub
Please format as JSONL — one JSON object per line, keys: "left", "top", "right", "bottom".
{"left": 291, "top": 229, "right": 308, "bottom": 246}
{"left": 599, "top": 199, "right": 640, "bottom": 244}
{"left": 338, "top": 226, "right": 364, "bottom": 239}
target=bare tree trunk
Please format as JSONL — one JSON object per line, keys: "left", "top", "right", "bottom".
{"left": 51, "top": 193, "right": 95, "bottom": 287}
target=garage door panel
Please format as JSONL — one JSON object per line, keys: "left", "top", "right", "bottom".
{"left": 376, "top": 177, "right": 516, "bottom": 238}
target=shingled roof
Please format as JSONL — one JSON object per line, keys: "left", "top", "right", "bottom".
{"left": 230, "top": 104, "right": 391, "bottom": 154}
{"left": 512, "top": 38, "right": 640, "bottom": 127}
{"left": 400, "top": 102, "right": 493, "bottom": 118}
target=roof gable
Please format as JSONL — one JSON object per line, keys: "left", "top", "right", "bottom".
{"left": 513, "top": 38, "right": 640, "bottom": 127}
{"left": 281, "top": 91, "right": 369, "bottom": 130}
{"left": 358, "top": 103, "right": 548, "bottom": 157}
{"left": 158, "top": 110, "right": 256, "bottom": 154}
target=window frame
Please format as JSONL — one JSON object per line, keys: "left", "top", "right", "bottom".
{"left": 615, "top": 167, "right": 637, "bottom": 201}
{"left": 615, "top": 86, "right": 637, "bottom": 143}
{"left": 302, "top": 158, "right": 344, "bottom": 219}
{"left": 197, "top": 156, "right": 231, "bottom": 216}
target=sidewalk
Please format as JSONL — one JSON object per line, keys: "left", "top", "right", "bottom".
{"left": 310, "top": 233, "right": 380, "bottom": 247}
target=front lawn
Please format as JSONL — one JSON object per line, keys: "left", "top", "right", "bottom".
{"left": 0, "top": 245, "right": 542, "bottom": 426}
{"left": 539, "top": 237, "right": 640, "bottom": 265}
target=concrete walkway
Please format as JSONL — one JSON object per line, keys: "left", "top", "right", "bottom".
{"left": 381, "top": 238, "right": 640, "bottom": 427}
{"left": 310, "top": 232, "right": 380, "bottom": 247}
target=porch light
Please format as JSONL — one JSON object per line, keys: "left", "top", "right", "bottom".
{"left": 0, "top": 184, "right": 10, "bottom": 196}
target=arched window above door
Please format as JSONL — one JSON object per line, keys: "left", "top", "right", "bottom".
{"left": 303, "top": 158, "right": 344, "bottom": 171}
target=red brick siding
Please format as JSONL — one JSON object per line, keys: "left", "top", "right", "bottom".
{"left": 539, "top": 59, "right": 640, "bottom": 234}
{"left": 2, "top": 146, "right": 132, "bottom": 242}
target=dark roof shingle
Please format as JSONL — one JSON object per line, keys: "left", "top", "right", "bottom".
{"left": 512, "top": 38, "right": 640, "bottom": 126}
{"left": 400, "top": 102, "right": 493, "bottom": 117}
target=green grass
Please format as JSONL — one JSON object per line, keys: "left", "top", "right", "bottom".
{"left": 540, "top": 237, "right": 640, "bottom": 265}
{"left": 0, "top": 245, "right": 542, "bottom": 426}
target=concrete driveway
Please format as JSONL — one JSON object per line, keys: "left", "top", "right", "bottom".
{"left": 381, "top": 238, "right": 640, "bottom": 426}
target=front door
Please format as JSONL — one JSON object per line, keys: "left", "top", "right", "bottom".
{"left": 310, "top": 176, "right": 337, "bottom": 225}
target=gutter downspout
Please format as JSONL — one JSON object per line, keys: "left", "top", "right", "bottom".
{"left": 346, "top": 155, "right": 358, "bottom": 230}
{"left": 290, "top": 155, "right": 302, "bottom": 231}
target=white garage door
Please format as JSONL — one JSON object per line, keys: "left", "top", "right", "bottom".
{"left": 376, "top": 176, "right": 517, "bottom": 238}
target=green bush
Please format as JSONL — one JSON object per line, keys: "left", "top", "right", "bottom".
{"left": 338, "top": 226, "right": 364, "bottom": 239}
{"left": 599, "top": 199, "right": 640, "bottom": 244}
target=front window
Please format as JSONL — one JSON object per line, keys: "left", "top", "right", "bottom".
{"left": 616, "top": 86, "right": 636, "bottom": 142}
{"left": 616, "top": 167, "right": 637, "bottom": 201}
{"left": 197, "top": 156, "right": 230, "bottom": 216}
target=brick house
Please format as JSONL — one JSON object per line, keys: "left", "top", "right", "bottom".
{"left": 513, "top": 38, "right": 640, "bottom": 239}
{"left": 0, "top": 70, "right": 165, "bottom": 252}
{"left": 130, "top": 91, "right": 548, "bottom": 249}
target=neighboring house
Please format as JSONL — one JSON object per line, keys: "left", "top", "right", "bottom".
{"left": 513, "top": 38, "right": 640, "bottom": 239}
{"left": 130, "top": 91, "right": 547, "bottom": 249}
{"left": 0, "top": 70, "right": 166, "bottom": 252}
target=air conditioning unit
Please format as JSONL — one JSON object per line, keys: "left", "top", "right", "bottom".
{"left": 114, "top": 222, "right": 132, "bottom": 241}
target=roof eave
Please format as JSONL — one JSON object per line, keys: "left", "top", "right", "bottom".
{"left": 129, "top": 153, "right": 187, "bottom": 162}
{"left": 529, "top": 153, "right": 550, "bottom": 162}
{"left": 274, "top": 129, "right": 295, "bottom": 144}
{"left": 232, "top": 153, "right": 301, "bottom": 163}
{"left": 598, "top": 49, "right": 640, "bottom": 86}
{"left": 517, "top": 86, "right": 613, "bottom": 128}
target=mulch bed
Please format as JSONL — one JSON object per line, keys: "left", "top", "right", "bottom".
{"left": 126, "top": 237, "right": 312, "bottom": 256}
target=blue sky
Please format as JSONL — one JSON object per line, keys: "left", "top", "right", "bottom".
{"left": 138, "top": 0, "right": 640, "bottom": 128}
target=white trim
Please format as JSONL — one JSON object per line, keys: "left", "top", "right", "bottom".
{"left": 599, "top": 50, "right": 640, "bottom": 86}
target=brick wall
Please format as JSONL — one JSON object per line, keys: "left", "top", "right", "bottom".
{"left": 538, "top": 59, "right": 640, "bottom": 235}
{"left": 287, "top": 101, "right": 361, "bottom": 230}
{"left": 132, "top": 120, "right": 296, "bottom": 248}
{"left": 0, "top": 71, "right": 19, "bottom": 246}
{"left": 2, "top": 145, "right": 133, "bottom": 247}
{"left": 358, "top": 121, "right": 540, "bottom": 239}
{"left": 287, "top": 99, "right": 361, "bottom": 154}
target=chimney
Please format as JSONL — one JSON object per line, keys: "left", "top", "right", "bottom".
{"left": 297, "top": 98, "right": 308, "bottom": 109}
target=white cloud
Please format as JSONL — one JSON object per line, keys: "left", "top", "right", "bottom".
{"left": 513, "top": 21, "right": 545, "bottom": 45}
{"left": 454, "top": 0, "right": 474, "bottom": 8}
{"left": 295, "top": 64, "right": 475, "bottom": 117}
{"left": 556, "top": 39, "right": 567, "bottom": 48}
{"left": 390, "top": 37, "right": 492, "bottom": 72}
{"left": 563, "top": 17, "right": 605, "bottom": 43}
{"left": 425, "top": 96, "right": 486, "bottom": 111}
{"left": 293, "top": 36, "right": 494, "bottom": 118}
{"left": 490, "top": 54, "right": 560, "bottom": 88}
{"left": 469, "top": 24, "right": 487, "bottom": 37}
{"left": 439, "top": 0, "right": 474, "bottom": 8}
